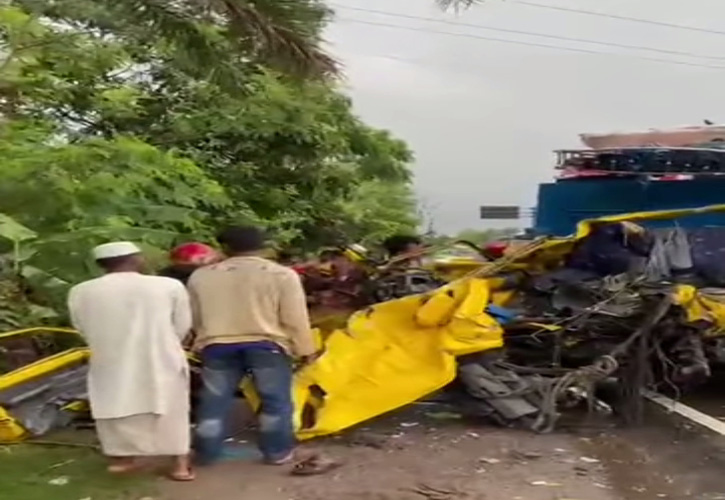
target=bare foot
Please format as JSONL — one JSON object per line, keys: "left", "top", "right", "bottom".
{"left": 168, "top": 455, "right": 195, "bottom": 482}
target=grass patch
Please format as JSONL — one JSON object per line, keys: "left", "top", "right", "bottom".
{"left": 0, "top": 443, "right": 156, "bottom": 500}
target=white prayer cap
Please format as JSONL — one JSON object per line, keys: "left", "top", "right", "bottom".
{"left": 92, "top": 241, "right": 141, "bottom": 260}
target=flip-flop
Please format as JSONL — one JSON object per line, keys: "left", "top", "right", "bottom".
{"left": 168, "top": 468, "right": 196, "bottom": 482}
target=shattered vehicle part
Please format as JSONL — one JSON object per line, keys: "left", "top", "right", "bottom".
{"left": 0, "top": 327, "right": 205, "bottom": 443}
{"left": 370, "top": 268, "right": 444, "bottom": 303}
{"left": 456, "top": 355, "right": 541, "bottom": 427}
{"left": 0, "top": 363, "right": 88, "bottom": 436}
{"left": 0, "top": 328, "right": 89, "bottom": 443}
{"left": 245, "top": 206, "right": 725, "bottom": 436}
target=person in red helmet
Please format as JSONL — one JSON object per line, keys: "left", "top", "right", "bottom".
{"left": 159, "top": 242, "right": 221, "bottom": 285}
{"left": 482, "top": 240, "right": 509, "bottom": 260}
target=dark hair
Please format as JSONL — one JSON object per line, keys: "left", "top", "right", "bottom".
{"left": 319, "top": 249, "right": 344, "bottom": 262}
{"left": 382, "top": 235, "right": 422, "bottom": 256}
{"left": 277, "top": 250, "right": 294, "bottom": 261}
{"left": 216, "top": 226, "right": 265, "bottom": 254}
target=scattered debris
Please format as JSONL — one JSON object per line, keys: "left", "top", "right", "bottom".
{"left": 407, "top": 483, "right": 467, "bottom": 500}
{"left": 48, "top": 476, "right": 69, "bottom": 486}
{"left": 291, "top": 454, "right": 344, "bottom": 476}
{"left": 530, "top": 480, "right": 562, "bottom": 487}
{"left": 573, "top": 466, "right": 588, "bottom": 476}
{"left": 511, "top": 450, "right": 543, "bottom": 461}
{"left": 424, "top": 412, "right": 462, "bottom": 421}
{"left": 344, "top": 432, "right": 389, "bottom": 449}
{"left": 47, "top": 459, "right": 75, "bottom": 470}
{"left": 579, "top": 456, "right": 600, "bottom": 464}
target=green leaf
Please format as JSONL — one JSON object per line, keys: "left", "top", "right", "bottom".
{"left": 0, "top": 213, "right": 37, "bottom": 243}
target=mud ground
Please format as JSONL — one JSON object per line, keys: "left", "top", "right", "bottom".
{"left": 161, "top": 404, "right": 725, "bottom": 500}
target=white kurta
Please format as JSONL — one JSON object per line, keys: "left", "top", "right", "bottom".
{"left": 68, "top": 272, "right": 192, "bottom": 455}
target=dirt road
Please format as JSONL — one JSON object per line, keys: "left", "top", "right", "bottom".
{"left": 161, "top": 408, "right": 725, "bottom": 500}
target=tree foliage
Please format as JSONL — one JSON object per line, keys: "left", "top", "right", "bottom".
{"left": 0, "top": 2, "right": 418, "bottom": 325}
{"left": 12, "top": 0, "right": 338, "bottom": 79}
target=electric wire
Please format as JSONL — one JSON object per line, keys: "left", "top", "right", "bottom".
{"left": 335, "top": 17, "right": 725, "bottom": 71}
{"left": 512, "top": 0, "right": 725, "bottom": 37}
{"left": 332, "top": 4, "right": 725, "bottom": 62}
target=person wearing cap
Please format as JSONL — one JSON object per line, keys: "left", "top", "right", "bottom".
{"left": 67, "top": 242, "right": 194, "bottom": 481}
{"left": 187, "top": 226, "right": 317, "bottom": 466}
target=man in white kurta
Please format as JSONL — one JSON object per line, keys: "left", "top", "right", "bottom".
{"left": 68, "top": 242, "right": 194, "bottom": 480}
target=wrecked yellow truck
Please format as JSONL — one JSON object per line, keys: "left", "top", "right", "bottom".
{"left": 284, "top": 204, "right": 725, "bottom": 437}
{"left": 5, "top": 204, "right": 725, "bottom": 443}
{"left": 0, "top": 328, "right": 88, "bottom": 442}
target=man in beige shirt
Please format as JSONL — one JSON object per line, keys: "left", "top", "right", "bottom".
{"left": 188, "top": 226, "right": 316, "bottom": 466}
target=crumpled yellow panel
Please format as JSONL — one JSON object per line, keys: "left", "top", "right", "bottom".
{"left": 244, "top": 278, "right": 504, "bottom": 440}
{"left": 0, "top": 406, "right": 27, "bottom": 443}
{"left": 672, "top": 284, "right": 725, "bottom": 336}
{"left": 441, "top": 279, "right": 504, "bottom": 356}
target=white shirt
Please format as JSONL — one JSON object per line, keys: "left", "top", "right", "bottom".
{"left": 68, "top": 272, "right": 192, "bottom": 419}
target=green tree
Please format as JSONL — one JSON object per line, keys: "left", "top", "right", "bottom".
{"left": 335, "top": 180, "right": 419, "bottom": 246}
{"left": 0, "top": 119, "right": 230, "bottom": 309}
{"left": 0, "top": 2, "right": 418, "bottom": 322}
{"left": 1, "top": 3, "right": 415, "bottom": 245}
{"left": 12, "top": 0, "right": 338, "bottom": 79}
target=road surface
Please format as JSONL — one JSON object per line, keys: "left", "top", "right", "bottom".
{"left": 161, "top": 406, "right": 725, "bottom": 500}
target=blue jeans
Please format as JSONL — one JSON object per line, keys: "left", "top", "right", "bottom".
{"left": 193, "top": 346, "right": 295, "bottom": 465}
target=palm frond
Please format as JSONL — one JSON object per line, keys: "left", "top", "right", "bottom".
{"left": 217, "top": 0, "right": 339, "bottom": 77}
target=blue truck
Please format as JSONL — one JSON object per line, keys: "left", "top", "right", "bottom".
{"left": 532, "top": 127, "right": 725, "bottom": 236}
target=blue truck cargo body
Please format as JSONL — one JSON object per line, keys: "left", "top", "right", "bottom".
{"left": 534, "top": 177, "right": 725, "bottom": 236}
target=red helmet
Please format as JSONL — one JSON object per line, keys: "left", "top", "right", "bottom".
{"left": 169, "top": 242, "right": 219, "bottom": 266}
{"left": 483, "top": 241, "right": 508, "bottom": 259}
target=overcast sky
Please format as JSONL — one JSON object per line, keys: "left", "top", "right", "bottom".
{"left": 324, "top": 0, "right": 725, "bottom": 234}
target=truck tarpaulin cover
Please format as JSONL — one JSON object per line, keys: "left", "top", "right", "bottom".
{"left": 580, "top": 125, "right": 725, "bottom": 149}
